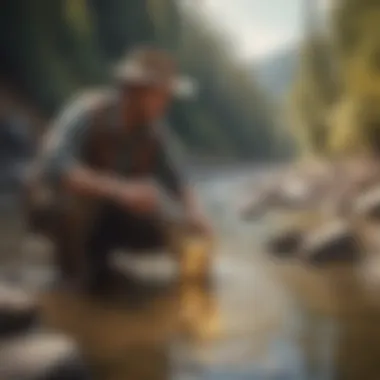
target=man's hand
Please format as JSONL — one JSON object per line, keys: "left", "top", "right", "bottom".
{"left": 181, "top": 189, "right": 214, "bottom": 239}
{"left": 113, "top": 180, "right": 160, "bottom": 214}
{"left": 64, "top": 166, "right": 161, "bottom": 215}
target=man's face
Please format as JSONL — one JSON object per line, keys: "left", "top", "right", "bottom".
{"left": 127, "top": 85, "right": 172, "bottom": 123}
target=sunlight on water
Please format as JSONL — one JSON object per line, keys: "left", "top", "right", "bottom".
{"left": 4, "top": 169, "right": 380, "bottom": 379}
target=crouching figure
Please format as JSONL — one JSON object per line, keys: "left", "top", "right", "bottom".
{"left": 24, "top": 47, "right": 213, "bottom": 294}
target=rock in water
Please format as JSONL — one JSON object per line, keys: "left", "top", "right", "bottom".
{"left": 353, "top": 187, "right": 380, "bottom": 221}
{"left": 301, "top": 221, "right": 362, "bottom": 266}
{"left": 0, "top": 283, "right": 38, "bottom": 337}
{"left": 265, "top": 228, "right": 303, "bottom": 258}
{"left": 0, "top": 333, "right": 89, "bottom": 380}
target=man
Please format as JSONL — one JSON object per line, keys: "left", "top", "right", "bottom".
{"left": 27, "top": 47, "right": 212, "bottom": 293}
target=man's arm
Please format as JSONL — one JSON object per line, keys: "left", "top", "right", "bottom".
{"left": 40, "top": 95, "right": 91, "bottom": 188}
{"left": 40, "top": 95, "right": 158, "bottom": 213}
{"left": 40, "top": 94, "right": 113, "bottom": 197}
{"left": 155, "top": 124, "right": 213, "bottom": 235}
{"left": 154, "top": 123, "right": 189, "bottom": 199}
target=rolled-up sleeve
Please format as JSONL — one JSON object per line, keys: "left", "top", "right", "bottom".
{"left": 40, "top": 98, "right": 90, "bottom": 187}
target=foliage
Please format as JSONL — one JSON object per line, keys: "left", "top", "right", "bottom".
{"left": 289, "top": 0, "right": 380, "bottom": 158}
{"left": 0, "top": 0, "right": 282, "bottom": 160}
{"left": 288, "top": 35, "right": 339, "bottom": 157}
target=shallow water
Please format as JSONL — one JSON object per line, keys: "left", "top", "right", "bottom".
{"left": 3, "top": 168, "right": 380, "bottom": 379}
{"left": 39, "top": 251, "right": 303, "bottom": 380}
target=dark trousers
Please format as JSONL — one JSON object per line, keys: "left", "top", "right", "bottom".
{"left": 76, "top": 204, "right": 167, "bottom": 287}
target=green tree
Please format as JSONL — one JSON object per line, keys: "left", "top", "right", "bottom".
{"left": 0, "top": 0, "right": 280, "bottom": 160}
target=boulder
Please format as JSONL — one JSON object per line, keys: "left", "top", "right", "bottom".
{"left": 0, "top": 333, "right": 89, "bottom": 380}
{"left": 353, "top": 187, "right": 380, "bottom": 221}
{"left": 301, "top": 221, "right": 362, "bottom": 266}
{"left": 265, "top": 228, "right": 303, "bottom": 258}
{"left": 263, "top": 209, "right": 327, "bottom": 259}
{"left": 278, "top": 175, "right": 312, "bottom": 206}
{"left": 0, "top": 283, "right": 38, "bottom": 337}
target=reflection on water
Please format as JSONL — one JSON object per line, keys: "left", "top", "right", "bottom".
{"left": 35, "top": 243, "right": 380, "bottom": 380}
{"left": 40, "top": 286, "right": 178, "bottom": 379}
{"left": 4, "top": 169, "right": 380, "bottom": 379}
{"left": 38, "top": 250, "right": 314, "bottom": 380}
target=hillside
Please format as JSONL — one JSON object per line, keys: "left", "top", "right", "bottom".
{"left": 0, "top": 0, "right": 284, "bottom": 161}
{"left": 255, "top": 46, "right": 299, "bottom": 100}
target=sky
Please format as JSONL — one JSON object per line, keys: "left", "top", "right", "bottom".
{"left": 199, "top": 0, "right": 330, "bottom": 61}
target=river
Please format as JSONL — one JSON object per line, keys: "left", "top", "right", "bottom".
{"left": 2, "top": 165, "right": 380, "bottom": 380}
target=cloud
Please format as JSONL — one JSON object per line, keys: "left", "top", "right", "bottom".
{"left": 199, "top": 0, "right": 303, "bottom": 60}
{"left": 229, "top": 24, "right": 298, "bottom": 60}
{"left": 240, "top": 32, "right": 299, "bottom": 60}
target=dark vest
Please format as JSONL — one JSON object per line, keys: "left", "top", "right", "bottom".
{"left": 23, "top": 89, "right": 160, "bottom": 250}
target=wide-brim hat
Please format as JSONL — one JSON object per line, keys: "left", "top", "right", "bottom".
{"left": 113, "top": 47, "right": 197, "bottom": 98}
